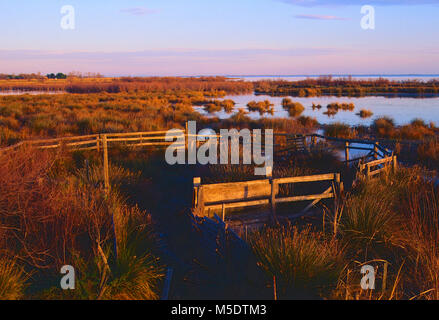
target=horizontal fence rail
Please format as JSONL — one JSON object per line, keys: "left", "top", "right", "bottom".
{"left": 193, "top": 173, "right": 341, "bottom": 223}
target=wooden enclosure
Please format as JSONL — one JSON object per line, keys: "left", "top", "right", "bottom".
{"left": 193, "top": 173, "right": 341, "bottom": 222}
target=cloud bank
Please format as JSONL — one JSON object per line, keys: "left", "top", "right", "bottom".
{"left": 280, "top": 0, "right": 439, "bottom": 6}
{"left": 0, "top": 48, "right": 437, "bottom": 76}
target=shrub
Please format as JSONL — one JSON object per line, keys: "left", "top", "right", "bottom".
{"left": 357, "top": 109, "right": 373, "bottom": 118}
{"left": 281, "top": 99, "right": 304, "bottom": 117}
{"left": 247, "top": 100, "right": 274, "bottom": 115}
{"left": 372, "top": 117, "right": 395, "bottom": 138}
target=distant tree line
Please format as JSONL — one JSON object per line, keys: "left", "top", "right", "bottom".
{"left": 46, "top": 73, "right": 67, "bottom": 79}
{"left": 0, "top": 72, "right": 104, "bottom": 80}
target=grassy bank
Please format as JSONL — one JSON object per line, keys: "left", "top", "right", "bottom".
{"left": 248, "top": 166, "right": 439, "bottom": 300}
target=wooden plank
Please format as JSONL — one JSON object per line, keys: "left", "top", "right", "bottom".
{"left": 276, "top": 193, "right": 334, "bottom": 203}
{"left": 65, "top": 140, "right": 101, "bottom": 147}
{"left": 367, "top": 157, "right": 393, "bottom": 167}
{"left": 106, "top": 131, "right": 170, "bottom": 137}
{"left": 202, "top": 179, "right": 274, "bottom": 204}
{"left": 205, "top": 199, "right": 270, "bottom": 211}
{"left": 129, "top": 142, "right": 177, "bottom": 147}
{"left": 106, "top": 136, "right": 169, "bottom": 142}
{"left": 38, "top": 144, "right": 60, "bottom": 150}
{"left": 346, "top": 146, "right": 374, "bottom": 152}
{"left": 0, "top": 141, "right": 26, "bottom": 153}
{"left": 275, "top": 173, "right": 336, "bottom": 185}
{"left": 28, "top": 134, "right": 99, "bottom": 144}
{"left": 300, "top": 186, "right": 333, "bottom": 214}
{"left": 369, "top": 167, "right": 388, "bottom": 176}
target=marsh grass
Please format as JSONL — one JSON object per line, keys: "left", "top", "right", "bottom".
{"left": 0, "top": 146, "right": 164, "bottom": 300}
{"left": 324, "top": 123, "right": 356, "bottom": 139}
{"left": 0, "top": 257, "right": 29, "bottom": 300}
{"left": 250, "top": 225, "right": 345, "bottom": 299}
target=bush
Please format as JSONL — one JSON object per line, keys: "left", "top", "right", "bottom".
{"left": 372, "top": 117, "right": 395, "bottom": 138}
{"left": 357, "top": 109, "right": 374, "bottom": 118}
{"left": 281, "top": 99, "right": 304, "bottom": 117}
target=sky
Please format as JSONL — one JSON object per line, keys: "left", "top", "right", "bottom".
{"left": 0, "top": 0, "right": 438, "bottom": 76}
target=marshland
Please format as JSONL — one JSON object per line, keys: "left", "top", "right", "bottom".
{"left": 1, "top": 75, "right": 439, "bottom": 300}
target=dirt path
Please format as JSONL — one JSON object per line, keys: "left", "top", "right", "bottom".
{"left": 129, "top": 163, "right": 271, "bottom": 299}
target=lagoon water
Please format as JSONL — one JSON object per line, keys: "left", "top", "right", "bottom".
{"left": 196, "top": 94, "right": 439, "bottom": 127}
{"left": 0, "top": 90, "right": 64, "bottom": 96}
{"left": 3, "top": 88, "right": 439, "bottom": 127}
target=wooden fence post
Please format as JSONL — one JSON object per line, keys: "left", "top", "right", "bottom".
{"left": 102, "top": 134, "right": 110, "bottom": 194}
{"left": 392, "top": 156, "right": 398, "bottom": 174}
{"left": 185, "top": 122, "right": 188, "bottom": 150}
{"left": 193, "top": 177, "right": 201, "bottom": 208}
{"left": 197, "top": 187, "right": 205, "bottom": 216}
{"left": 374, "top": 142, "right": 379, "bottom": 160}
{"left": 334, "top": 173, "right": 341, "bottom": 209}
{"left": 345, "top": 142, "right": 350, "bottom": 165}
{"left": 270, "top": 178, "right": 277, "bottom": 224}
{"left": 311, "top": 135, "right": 317, "bottom": 148}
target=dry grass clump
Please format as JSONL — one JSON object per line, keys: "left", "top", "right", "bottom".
{"left": 247, "top": 100, "right": 274, "bottom": 115}
{"left": 311, "top": 103, "right": 322, "bottom": 110}
{"left": 250, "top": 225, "right": 344, "bottom": 299}
{"left": 0, "top": 257, "right": 29, "bottom": 300}
{"left": 417, "top": 139, "right": 439, "bottom": 169}
{"left": 327, "top": 102, "right": 355, "bottom": 112}
{"left": 204, "top": 99, "right": 236, "bottom": 114}
{"left": 324, "top": 122, "right": 356, "bottom": 139}
{"left": 281, "top": 98, "right": 305, "bottom": 117}
{"left": 357, "top": 109, "right": 374, "bottom": 118}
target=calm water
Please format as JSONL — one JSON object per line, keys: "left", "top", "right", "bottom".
{"left": 0, "top": 90, "right": 64, "bottom": 96}
{"left": 3, "top": 89, "right": 439, "bottom": 127}
{"left": 195, "top": 94, "right": 439, "bottom": 126}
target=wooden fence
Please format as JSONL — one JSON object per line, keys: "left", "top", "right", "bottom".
{"left": 1, "top": 129, "right": 397, "bottom": 197}
{"left": 193, "top": 173, "right": 341, "bottom": 222}
{"left": 359, "top": 155, "right": 398, "bottom": 180}
{"left": 0, "top": 130, "right": 180, "bottom": 194}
